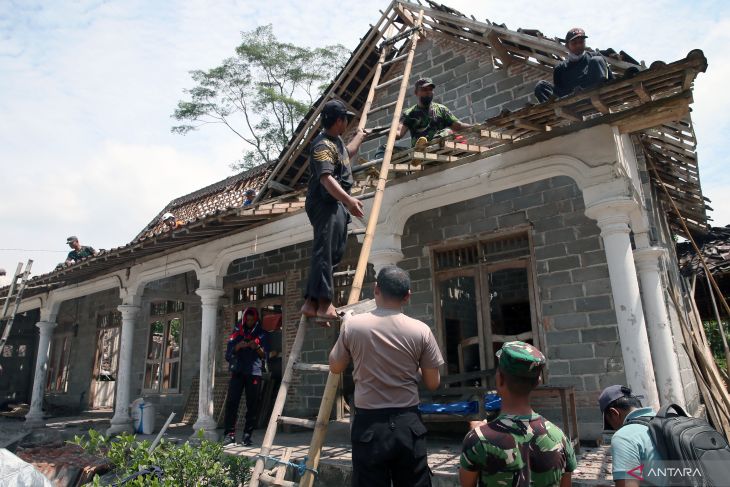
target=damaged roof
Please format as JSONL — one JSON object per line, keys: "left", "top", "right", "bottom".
{"left": 678, "top": 226, "right": 730, "bottom": 277}
{"left": 1, "top": 0, "right": 709, "bottom": 302}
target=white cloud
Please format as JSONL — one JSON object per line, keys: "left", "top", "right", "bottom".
{"left": 1, "top": 0, "right": 729, "bottom": 278}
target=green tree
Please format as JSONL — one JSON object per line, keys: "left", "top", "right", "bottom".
{"left": 172, "top": 25, "right": 350, "bottom": 171}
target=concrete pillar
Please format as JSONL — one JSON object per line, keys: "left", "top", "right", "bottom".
{"left": 585, "top": 199, "right": 660, "bottom": 409}
{"left": 107, "top": 304, "right": 140, "bottom": 435}
{"left": 25, "top": 320, "right": 57, "bottom": 426}
{"left": 634, "top": 246, "right": 686, "bottom": 407}
{"left": 370, "top": 233, "right": 404, "bottom": 275}
{"left": 193, "top": 286, "right": 224, "bottom": 440}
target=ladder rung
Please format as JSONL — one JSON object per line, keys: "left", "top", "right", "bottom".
{"left": 368, "top": 100, "right": 397, "bottom": 116}
{"left": 278, "top": 416, "right": 316, "bottom": 429}
{"left": 259, "top": 472, "right": 296, "bottom": 487}
{"left": 333, "top": 269, "right": 357, "bottom": 277}
{"left": 382, "top": 53, "right": 409, "bottom": 67}
{"left": 375, "top": 75, "right": 404, "bottom": 91}
{"left": 293, "top": 362, "right": 330, "bottom": 373}
{"left": 348, "top": 228, "right": 367, "bottom": 235}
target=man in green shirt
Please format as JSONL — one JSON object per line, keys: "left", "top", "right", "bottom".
{"left": 375, "top": 78, "right": 472, "bottom": 165}
{"left": 65, "top": 236, "right": 97, "bottom": 265}
{"left": 459, "top": 341, "right": 577, "bottom": 487}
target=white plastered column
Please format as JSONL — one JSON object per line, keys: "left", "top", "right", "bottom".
{"left": 25, "top": 307, "right": 58, "bottom": 427}
{"left": 633, "top": 243, "right": 686, "bottom": 407}
{"left": 369, "top": 233, "right": 404, "bottom": 275}
{"left": 193, "top": 271, "right": 224, "bottom": 440}
{"left": 107, "top": 302, "right": 140, "bottom": 435}
{"left": 584, "top": 198, "right": 660, "bottom": 409}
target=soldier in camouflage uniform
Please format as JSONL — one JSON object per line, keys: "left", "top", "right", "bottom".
{"left": 375, "top": 78, "right": 472, "bottom": 165}
{"left": 65, "top": 236, "right": 97, "bottom": 265}
{"left": 459, "top": 341, "right": 577, "bottom": 487}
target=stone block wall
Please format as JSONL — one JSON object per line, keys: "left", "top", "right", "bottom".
{"left": 359, "top": 31, "right": 545, "bottom": 159}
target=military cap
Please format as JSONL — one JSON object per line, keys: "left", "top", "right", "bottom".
{"left": 496, "top": 341, "right": 545, "bottom": 378}
{"left": 414, "top": 77, "right": 435, "bottom": 89}
{"left": 66, "top": 236, "right": 78, "bottom": 244}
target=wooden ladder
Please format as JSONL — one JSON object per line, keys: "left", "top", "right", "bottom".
{"left": 249, "top": 10, "right": 424, "bottom": 487}
{"left": 0, "top": 260, "right": 33, "bottom": 356}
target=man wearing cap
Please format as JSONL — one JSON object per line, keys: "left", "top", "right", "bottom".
{"left": 330, "top": 265, "right": 444, "bottom": 487}
{"left": 388, "top": 78, "right": 472, "bottom": 162}
{"left": 161, "top": 212, "right": 184, "bottom": 230}
{"left": 301, "top": 99, "right": 367, "bottom": 322}
{"left": 243, "top": 189, "right": 256, "bottom": 207}
{"left": 64, "top": 236, "right": 97, "bottom": 265}
{"left": 598, "top": 385, "right": 660, "bottom": 487}
{"left": 459, "top": 341, "right": 576, "bottom": 487}
{"left": 534, "top": 28, "right": 614, "bottom": 103}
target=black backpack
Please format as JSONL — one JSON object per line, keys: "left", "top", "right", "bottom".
{"left": 627, "top": 404, "right": 730, "bottom": 486}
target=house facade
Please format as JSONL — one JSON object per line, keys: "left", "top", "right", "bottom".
{"left": 1, "top": 1, "right": 708, "bottom": 442}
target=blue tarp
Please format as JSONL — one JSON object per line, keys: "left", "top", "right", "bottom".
{"left": 419, "top": 393, "right": 502, "bottom": 416}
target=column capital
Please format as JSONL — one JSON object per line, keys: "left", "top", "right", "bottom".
{"left": 634, "top": 247, "right": 666, "bottom": 273}
{"left": 196, "top": 287, "right": 225, "bottom": 306}
{"left": 369, "top": 248, "right": 405, "bottom": 274}
{"left": 117, "top": 304, "right": 141, "bottom": 319}
{"left": 36, "top": 321, "right": 57, "bottom": 334}
{"left": 584, "top": 198, "right": 637, "bottom": 238}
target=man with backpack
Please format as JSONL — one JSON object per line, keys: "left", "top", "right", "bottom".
{"left": 599, "top": 384, "right": 730, "bottom": 486}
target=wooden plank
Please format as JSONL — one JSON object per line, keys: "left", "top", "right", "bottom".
{"left": 278, "top": 416, "right": 316, "bottom": 429}
{"left": 632, "top": 81, "right": 652, "bottom": 102}
{"left": 514, "top": 119, "right": 550, "bottom": 132}
{"left": 590, "top": 95, "right": 610, "bottom": 114}
{"left": 485, "top": 31, "right": 514, "bottom": 66}
{"left": 616, "top": 98, "right": 690, "bottom": 134}
{"left": 554, "top": 106, "right": 581, "bottom": 122}
{"left": 443, "top": 141, "right": 490, "bottom": 153}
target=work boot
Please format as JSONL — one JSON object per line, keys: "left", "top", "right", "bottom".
{"left": 411, "top": 136, "right": 429, "bottom": 167}
{"left": 242, "top": 432, "right": 253, "bottom": 447}
{"left": 222, "top": 433, "right": 236, "bottom": 446}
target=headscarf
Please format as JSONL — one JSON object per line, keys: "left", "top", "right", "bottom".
{"left": 228, "top": 307, "right": 261, "bottom": 341}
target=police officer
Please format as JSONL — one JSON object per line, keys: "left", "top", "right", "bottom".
{"left": 300, "top": 100, "right": 367, "bottom": 322}
{"left": 459, "top": 341, "right": 577, "bottom": 487}
{"left": 534, "top": 28, "right": 614, "bottom": 102}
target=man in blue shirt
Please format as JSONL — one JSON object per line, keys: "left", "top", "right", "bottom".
{"left": 599, "top": 385, "right": 661, "bottom": 486}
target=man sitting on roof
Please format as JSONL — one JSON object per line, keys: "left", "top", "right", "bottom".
{"left": 243, "top": 189, "right": 256, "bottom": 207}
{"left": 376, "top": 77, "right": 472, "bottom": 165}
{"left": 65, "top": 236, "right": 97, "bottom": 265}
{"left": 301, "top": 100, "right": 367, "bottom": 322}
{"left": 161, "top": 212, "right": 184, "bottom": 230}
{"left": 534, "top": 28, "right": 614, "bottom": 103}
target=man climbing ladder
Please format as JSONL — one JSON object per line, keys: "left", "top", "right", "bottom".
{"left": 249, "top": 10, "right": 426, "bottom": 487}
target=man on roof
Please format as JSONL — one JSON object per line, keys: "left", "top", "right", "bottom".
{"left": 243, "top": 189, "right": 256, "bottom": 207}
{"left": 161, "top": 212, "right": 184, "bottom": 231}
{"left": 379, "top": 77, "right": 472, "bottom": 165}
{"left": 534, "top": 28, "right": 614, "bottom": 103}
{"left": 301, "top": 100, "right": 368, "bottom": 322}
{"left": 65, "top": 236, "right": 97, "bottom": 265}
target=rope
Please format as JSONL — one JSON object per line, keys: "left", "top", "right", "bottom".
{"left": 257, "top": 454, "right": 318, "bottom": 477}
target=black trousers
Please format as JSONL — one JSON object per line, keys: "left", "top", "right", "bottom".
{"left": 304, "top": 200, "right": 349, "bottom": 301}
{"left": 223, "top": 373, "right": 261, "bottom": 436}
{"left": 351, "top": 407, "right": 432, "bottom": 487}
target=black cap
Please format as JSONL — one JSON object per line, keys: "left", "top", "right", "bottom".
{"left": 322, "top": 100, "right": 355, "bottom": 122}
{"left": 415, "top": 77, "right": 435, "bottom": 89}
{"left": 565, "top": 27, "right": 587, "bottom": 44}
{"left": 598, "top": 385, "right": 642, "bottom": 430}
{"left": 66, "top": 236, "right": 78, "bottom": 244}
{"left": 245, "top": 189, "right": 256, "bottom": 195}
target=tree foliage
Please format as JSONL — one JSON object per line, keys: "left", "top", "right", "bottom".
{"left": 172, "top": 25, "right": 350, "bottom": 171}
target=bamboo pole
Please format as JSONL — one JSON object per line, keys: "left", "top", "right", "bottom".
{"left": 298, "top": 11, "right": 424, "bottom": 487}
{"left": 705, "top": 270, "right": 730, "bottom": 373}
{"left": 249, "top": 315, "right": 309, "bottom": 487}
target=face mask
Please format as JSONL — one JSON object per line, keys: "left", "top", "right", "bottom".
{"left": 419, "top": 95, "right": 433, "bottom": 106}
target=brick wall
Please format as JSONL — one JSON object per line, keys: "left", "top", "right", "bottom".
{"left": 359, "top": 31, "right": 546, "bottom": 159}
{"left": 399, "top": 176, "right": 623, "bottom": 439}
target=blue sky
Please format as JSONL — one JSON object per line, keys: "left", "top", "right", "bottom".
{"left": 1, "top": 0, "right": 728, "bottom": 281}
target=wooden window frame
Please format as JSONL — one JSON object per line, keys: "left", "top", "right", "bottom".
{"left": 142, "top": 301, "right": 184, "bottom": 394}
{"left": 46, "top": 332, "right": 73, "bottom": 394}
{"left": 431, "top": 226, "right": 542, "bottom": 380}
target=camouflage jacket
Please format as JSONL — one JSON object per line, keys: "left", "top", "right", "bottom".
{"left": 399, "top": 102, "right": 459, "bottom": 145}
{"left": 67, "top": 246, "right": 95, "bottom": 262}
{"left": 460, "top": 412, "right": 577, "bottom": 487}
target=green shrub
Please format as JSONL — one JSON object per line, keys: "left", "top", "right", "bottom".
{"left": 70, "top": 430, "right": 252, "bottom": 486}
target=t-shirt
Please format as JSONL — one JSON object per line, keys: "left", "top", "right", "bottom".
{"left": 611, "top": 408, "right": 663, "bottom": 483}
{"left": 67, "top": 246, "right": 95, "bottom": 262}
{"left": 460, "top": 412, "right": 577, "bottom": 487}
{"left": 400, "top": 102, "right": 459, "bottom": 145}
{"left": 329, "top": 308, "right": 444, "bottom": 409}
{"left": 306, "top": 131, "right": 354, "bottom": 205}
